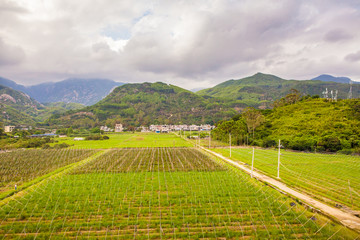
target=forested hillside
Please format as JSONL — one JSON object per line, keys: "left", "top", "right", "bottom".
{"left": 212, "top": 97, "right": 360, "bottom": 153}
{"left": 198, "top": 73, "right": 359, "bottom": 108}
{"left": 46, "top": 82, "right": 237, "bottom": 128}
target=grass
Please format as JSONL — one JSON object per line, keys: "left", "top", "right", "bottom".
{"left": 0, "top": 148, "right": 356, "bottom": 239}
{"left": 53, "top": 132, "right": 192, "bottom": 149}
{"left": 213, "top": 147, "right": 360, "bottom": 212}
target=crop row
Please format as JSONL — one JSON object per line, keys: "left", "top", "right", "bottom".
{"left": 0, "top": 149, "right": 97, "bottom": 192}
{"left": 73, "top": 148, "right": 225, "bottom": 174}
{"left": 0, "top": 148, "right": 356, "bottom": 239}
{"left": 214, "top": 147, "right": 360, "bottom": 211}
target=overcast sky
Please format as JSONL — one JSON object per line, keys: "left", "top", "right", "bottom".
{"left": 1, "top": 0, "right": 360, "bottom": 89}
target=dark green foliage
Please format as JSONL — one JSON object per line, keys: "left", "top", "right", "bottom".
{"left": 85, "top": 135, "right": 109, "bottom": 140}
{"left": 212, "top": 119, "right": 248, "bottom": 145}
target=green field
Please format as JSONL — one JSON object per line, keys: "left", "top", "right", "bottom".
{"left": 0, "top": 149, "right": 97, "bottom": 194}
{"left": 0, "top": 134, "right": 358, "bottom": 239}
{"left": 53, "top": 133, "right": 192, "bottom": 149}
{"left": 213, "top": 147, "right": 360, "bottom": 211}
{"left": 0, "top": 148, "right": 356, "bottom": 239}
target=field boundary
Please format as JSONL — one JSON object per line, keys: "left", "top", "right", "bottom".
{"left": 200, "top": 146, "right": 360, "bottom": 233}
{"left": 0, "top": 150, "right": 109, "bottom": 208}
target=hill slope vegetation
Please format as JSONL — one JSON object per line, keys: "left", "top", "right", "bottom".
{"left": 212, "top": 97, "right": 360, "bottom": 153}
{"left": 46, "top": 82, "right": 237, "bottom": 128}
{"left": 198, "top": 73, "right": 359, "bottom": 107}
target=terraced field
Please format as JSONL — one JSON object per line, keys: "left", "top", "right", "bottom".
{"left": 214, "top": 147, "right": 360, "bottom": 212}
{"left": 0, "top": 147, "right": 357, "bottom": 239}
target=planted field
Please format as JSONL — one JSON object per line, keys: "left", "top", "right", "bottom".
{"left": 74, "top": 148, "right": 224, "bottom": 173}
{"left": 55, "top": 133, "right": 192, "bottom": 149}
{"left": 0, "top": 149, "right": 96, "bottom": 193}
{"left": 0, "top": 148, "right": 356, "bottom": 239}
{"left": 214, "top": 147, "right": 360, "bottom": 211}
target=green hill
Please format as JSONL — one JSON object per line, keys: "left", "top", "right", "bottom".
{"left": 197, "top": 73, "right": 359, "bottom": 108}
{"left": 0, "top": 85, "right": 42, "bottom": 125}
{"left": 212, "top": 97, "right": 360, "bottom": 153}
{"left": 46, "top": 82, "right": 237, "bottom": 128}
{"left": 257, "top": 98, "right": 360, "bottom": 152}
{"left": 0, "top": 85, "right": 85, "bottom": 126}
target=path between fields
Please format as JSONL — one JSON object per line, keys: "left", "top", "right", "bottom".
{"left": 0, "top": 150, "right": 109, "bottom": 207}
{"left": 200, "top": 146, "right": 360, "bottom": 233}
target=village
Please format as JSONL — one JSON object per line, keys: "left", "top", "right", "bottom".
{"left": 3, "top": 123, "right": 215, "bottom": 135}
{"left": 101, "top": 124, "right": 214, "bottom": 133}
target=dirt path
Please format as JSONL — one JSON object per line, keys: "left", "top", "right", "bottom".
{"left": 201, "top": 146, "right": 360, "bottom": 233}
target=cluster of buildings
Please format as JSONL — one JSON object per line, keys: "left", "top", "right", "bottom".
{"left": 100, "top": 124, "right": 123, "bottom": 132}
{"left": 149, "top": 124, "right": 214, "bottom": 133}
{"left": 99, "top": 124, "right": 214, "bottom": 133}
{"left": 4, "top": 123, "right": 213, "bottom": 135}
{"left": 4, "top": 125, "right": 32, "bottom": 133}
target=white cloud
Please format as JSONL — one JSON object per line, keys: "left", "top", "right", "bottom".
{"left": 1, "top": 0, "right": 360, "bottom": 88}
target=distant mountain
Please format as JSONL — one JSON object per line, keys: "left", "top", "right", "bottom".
{"left": 197, "top": 73, "right": 359, "bottom": 107}
{"left": 0, "top": 84, "right": 87, "bottom": 126}
{"left": 311, "top": 74, "right": 356, "bottom": 84}
{"left": 0, "top": 85, "right": 42, "bottom": 125}
{"left": 46, "top": 82, "right": 237, "bottom": 128}
{"left": 0, "top": 77, "right": 28, "bottom": 93}
{"left": 0, "top": 77, "right": 124, "bottom": 105}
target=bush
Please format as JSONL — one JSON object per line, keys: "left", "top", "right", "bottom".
{"left": 85, "top": 135, "right": 109, "bottom": 141}
{"left": 337, "top": 149, "right": 353, "bottom": 155}
{"left": 318, "top": 136, "right": 341, "bottom": 152}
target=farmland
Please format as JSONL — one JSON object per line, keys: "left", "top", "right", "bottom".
{"left": 54, "top": 133, "right": 192, "bottom": 149}
{"left": 0, "top": 149, "right": 97, "bottom": 194}
{"left": 214, "top": 147, "right": 360, "bottom": 212}
{"left": 0, "top": 133, "right": 358, "bottom": 239}
{"left": 0, "top": 147, "right": 357, "bottom": 239}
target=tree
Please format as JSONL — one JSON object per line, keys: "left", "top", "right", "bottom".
{"left": 91, "top": 127, "right": 100, "bottom": 133}
{"left": 242, "top": 107, "right": 265, "bottom": 138}
{"left": 67, "top": 127, "right": 73, "bottom": 135}
{"left": 273, "top": 89, "right": 301, "bottom": 107}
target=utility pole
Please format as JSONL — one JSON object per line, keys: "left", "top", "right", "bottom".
{"left": 229, "top": 133, "right": 232, "bottom": 158}
{"left": 348, "top": 81, "right": 353, "bottom": 99}
{"left": 209, "top": 131, "right": 211, "bottom": 149}
{"left": 251, "top": 147, "right": 255, "bottom": 178}
{"left": 198, "top": 132, "right": 200, "bottom": 148}
{"left": 277, "top": 139, "right": 281, "bottom": 179}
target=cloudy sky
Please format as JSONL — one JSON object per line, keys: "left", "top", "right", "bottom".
{"left": 1, "top": 0, "right": 360, "bottom": 89}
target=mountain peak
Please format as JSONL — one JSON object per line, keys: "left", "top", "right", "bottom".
{"left": 312, "top": 74, "right": 352, "bottom": 84}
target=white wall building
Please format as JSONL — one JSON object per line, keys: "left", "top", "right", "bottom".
{"left": 115, "top": 124, "right": 123, "bottom": 132}
{"left": 4, "top": 126, "right": 15, "bottom": 133}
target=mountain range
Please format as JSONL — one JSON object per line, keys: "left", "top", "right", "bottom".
{"left": 197, "top": 73, "right": 358, "bottom": 108}
{"left": 0, "top": 77, "right": 124, "bottom": 105}
{"left": 0, "top": 73, "right": 359, "bottom": 127}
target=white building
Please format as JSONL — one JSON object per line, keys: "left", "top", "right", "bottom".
{"left": 100, "top": 126, "right": 113, "bottom": 132}
{"left": 115, "top": 124, "right": 123, "bottom": 132}
{"left": 4, "top": 126, "right": 15, "bottom": 133}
